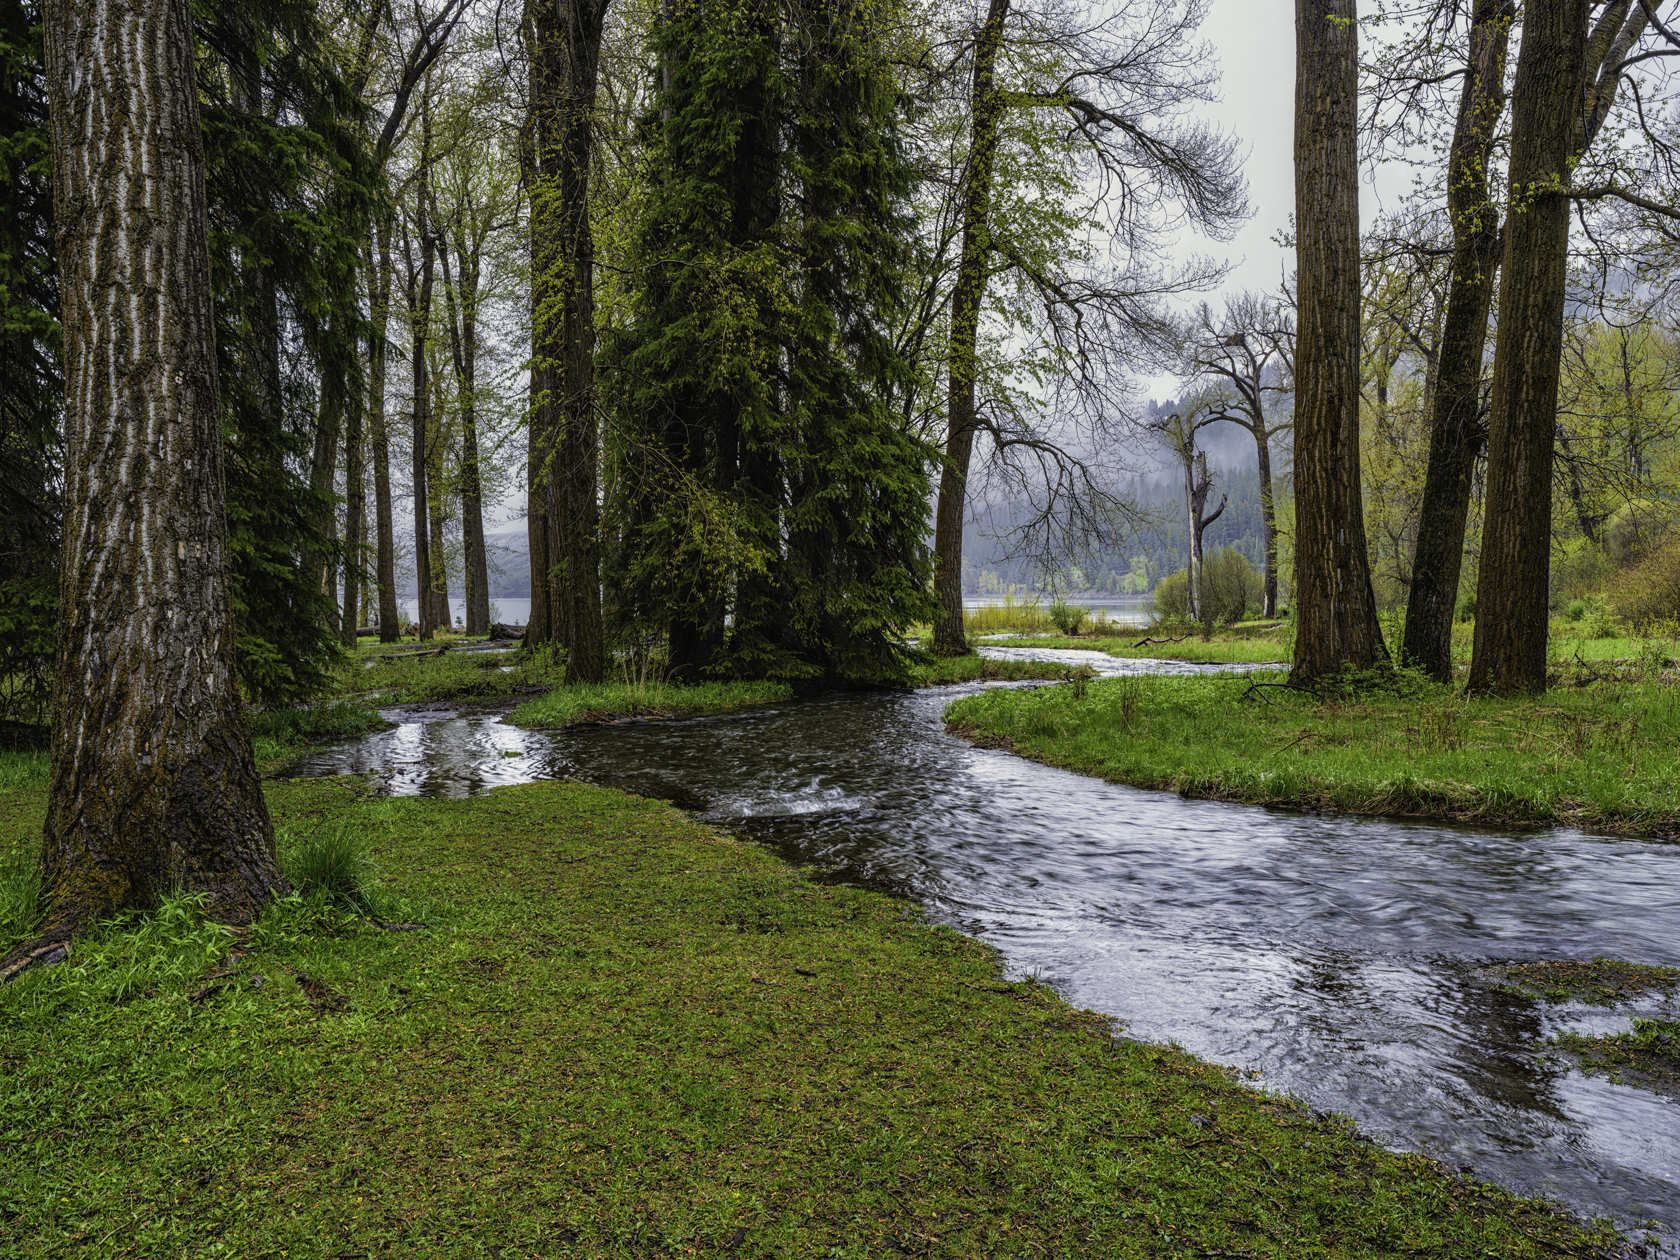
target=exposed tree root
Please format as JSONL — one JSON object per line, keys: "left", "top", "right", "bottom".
{"left": 0, "top": 933, "right": 69, "bottom": 983}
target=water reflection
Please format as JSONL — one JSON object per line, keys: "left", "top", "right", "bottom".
{"left": 295, "top": 659, "right": 1680, "bottom": 1242}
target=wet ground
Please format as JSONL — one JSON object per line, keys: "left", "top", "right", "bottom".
{"left": 295, "top": 649, "right": 1680, "bottom": 1247}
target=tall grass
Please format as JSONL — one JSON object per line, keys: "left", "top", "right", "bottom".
{"left": 279, "top": 821, "right": 379, "bottom": 912}
{"left": 0, "top": 750, "right": 48, "bottom": 791}
{"left": 963, "top": 592, "right": 1052, "bottom": 636}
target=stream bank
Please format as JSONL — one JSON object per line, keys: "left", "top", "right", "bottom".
{"left": 0, "top": 774, "right": 1629, "bottom": 1258}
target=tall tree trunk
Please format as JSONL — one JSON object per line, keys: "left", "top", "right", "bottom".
{"left": 309, "top": 386, "right": 341, "bottom": 629}
{"left": 1400, "top": 0, "right": 1513, "bottom": 683}
{"left": 409, "top": 211, "right": 436, "bottom": 641}
{"left": 1291, "top": 0, "right": 1388, "bottom": 682}
{"left": 341, "top": 397, "right": 364, "bottom": 645}
{"left": 440, "top": 233, "right": 490, "bottom": 635}
{"left": 426, "top": 387, "right": 450, "bottom": 630}
{"left": 366, "top": 222, "right": 401, "bottom": 642}
{"left": 1467, "top": 0, "right": 1586, "bottom": 695}
{"left": 1255, "top": 431, "right": 1279, "bottom": 618}
{"left": 529, "top": 0, "right": 608, "bottom": 681}
{"left": 931, "top": 0, "right": 1010, "bottom": 657}
{"left": 19, "top": 0, "right": 285, "bottom": 961}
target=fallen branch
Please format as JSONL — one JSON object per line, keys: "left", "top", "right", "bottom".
{"left": 1241, "top": 679, "right": 1318, "bottom": 704}
{"left": 1133, "top": 634, "right": 1190, "bottom": 647}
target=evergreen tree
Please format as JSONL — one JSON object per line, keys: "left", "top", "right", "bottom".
{"left": 608, "top": 0, "right": 934, "bottom": 686}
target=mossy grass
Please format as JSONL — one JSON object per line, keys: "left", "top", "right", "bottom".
{"left": 944, "top": 672, "right": 1680, "bottom": 836}
{"left": 907, "top": 655, "right": 1090, "bottom": 686}
{"left": 1486, "top": 958, "right": 1680, "bottom": 1005}
{"left": 0, "top": 775, "right": 1624, "bottom": 1257}
{"left": 509, "top": 679, "right": 791, "bottom": 728}
{"left": 1550, "top": 1018, "right": 1680, "bottom": 1098}
{"left": 342, "top": 645, "right": 561, "bottom": 706}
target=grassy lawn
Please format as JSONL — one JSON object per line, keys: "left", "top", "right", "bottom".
{"left": 944, "top": 672, "right": 1680, "bottom": 836}
{"left": 0, "top": 763, "right": 1625, "bottom": 1258}
{"left": 907, "top": 655, "right": 1089, "bottom": 685}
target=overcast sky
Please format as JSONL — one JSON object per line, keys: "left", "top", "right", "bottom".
{"left": 1139, "top": 0, "right": 1415, "bottom": 401}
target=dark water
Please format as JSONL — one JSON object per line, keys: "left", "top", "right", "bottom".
{"left": 295, "top": 655, "right": 1680, "bottom": 1245}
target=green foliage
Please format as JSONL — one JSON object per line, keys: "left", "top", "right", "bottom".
{"left": 0, "top": 3, "right": 59, "bottom": 728}
{"left": 1150, "top": 569, "right": 1189, "bottom": 622}
{"left": 1046, "top": 599, "right": 1088, "bottom": 635}
{"left": 1605, "top": 540, "right": 1680, "bottom": 634}
{"left": 606, "top": 0, "right": 935, "bottom": 686}
{"left": 1199, "top": 546, "right": 1262, "bottom": 626}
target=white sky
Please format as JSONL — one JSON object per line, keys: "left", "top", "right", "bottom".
{"left": 1139, "top": 0, "right": 1415, "bottom": 400}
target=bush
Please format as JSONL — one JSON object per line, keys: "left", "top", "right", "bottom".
{"left": 1046, "top": 600, "right": 1088, "bottom": 636}
{"left": 1605, "top": 541, "right": 1680, "bottom": 634}
{"left": 1150, "top": 570, "right": 1189, "bottom": 623}
{"left": 1200, "top": 547, "right": 1262, "bottom": 626}
{"left": 1567, "top": 598, "right": 1587, "bottom": 622}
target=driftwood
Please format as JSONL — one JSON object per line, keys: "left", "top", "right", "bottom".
{"left": 371, "top": 643, "right": 453, "bottom": 662}
{"left": 1133, "top": 634, "right": 1191, "bottom": 647}
{"left": 487, "top": 622, "right": 524, "bottom": 641}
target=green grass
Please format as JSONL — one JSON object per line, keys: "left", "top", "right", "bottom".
{"left": 1550, "top": 1018, "right": 1680, "bottom": 1098}
{"left": 0, "top": 748, "right": 48, "bottom": 791}
{"left": 0, "top": 775, "right": 1623, "bottom": 1258}
{"left": 984, "top": 632, "right": 1292, "bottom": 664}
{"left": 249, "top": 700, "right": 391, "bottom": 771}
{"left": 344, "top": 646, "right": 560, "bottom": 706}
{"left": 944, "top": 672, "right": 1680, "bottom": 835}
{"left": 1485, "top": 958, "right": 1680, "bottom": 1005}
{"left": 509, "top": 678, "right": 791, "bottom": 728}
{"left": 907, "top": 655, "right": 1092, "bottom": 686}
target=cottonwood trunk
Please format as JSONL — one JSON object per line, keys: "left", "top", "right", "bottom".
{"left": 931, "top": 0, "right": 1010, "bottom": 657}
{"left": 366, "top": 222, "right": 401, "bottom": 642}
{"left": 442, "top": 238, "right": 490, "bottom": 635}
{"left": 1467, "top": 0, "right": 1586, "bottom": 695}
{"left": 529, "top": 0, "right": 607, "bottom": 681}
{"left": 1400, "top": 0, "right": 1512, "bottom": 683}
{"left": 1255, "top": 432, "right": 1278, "bottom": 617}
{"left": 27, "top": 0, "right": 285, "bottom": 949}
{"left": 409, "top": 207, "right": 436, "bottom": 642}
{"left": 1291, "top": 0, "right": 1388, "bottom": 682}
{"left": 341, "top": 399, "right": 365, "bottom": 646}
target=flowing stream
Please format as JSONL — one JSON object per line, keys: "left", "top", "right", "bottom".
{"left": 294, "top": 650, "right": 1680, "bottom": 1246}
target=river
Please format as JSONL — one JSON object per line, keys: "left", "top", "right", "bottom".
{"left": 293, "top": 650, "right": 1680, "bottom": 1248}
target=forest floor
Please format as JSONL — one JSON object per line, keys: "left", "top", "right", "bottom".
{"left": 0, "top": 765, "right": 1633, "bottom": 1259}
{"left": 943, "top": 670, "right": 1680, "bottom": 837}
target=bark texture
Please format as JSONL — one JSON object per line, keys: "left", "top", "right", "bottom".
{"left": 31, "top": 0, "right": 285, "bottom": 942}
{"left": 364, "top": 221, "right": 401, "bottom": 641}
{"left": 1291, "top": 0, "right": 1387, "bottom": 682}
{"left": 407, "top": 198, "right": 437, "bottom": 641}
{"left": 1399, "top": 0, "right": 1513, "bottom": 683}
{"left": 1467, "top": 0, "right": 1587, "bottom": 694}
{"left": 442, "top": 229, "right": 490, "bottom": 636}
{"left": 931, "top": 0, "right": 1010, "bottom": 657}
{"left": 528, "top": 0, "right": 607, "bottom": 680}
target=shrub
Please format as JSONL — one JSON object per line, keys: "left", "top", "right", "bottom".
{"left": 1200, "top": 547, "right": 1262, "bottom": 626}
{"left": 1566, "top": 598, "right": 1587, "bottom": 622}
{"left": 1150, "top": 570, "right": 1189, "bottom": 622}
{"left": 1047, "top": 600, "right": 1088, "bottom": 636}
{"left": 1605, "top": 540, "right": 1680, "bottom": 634}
